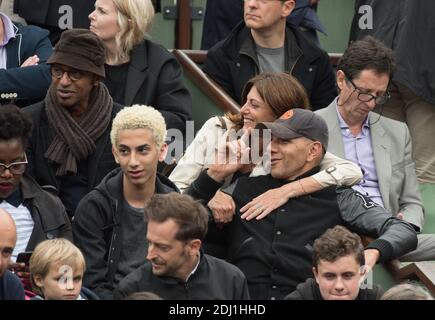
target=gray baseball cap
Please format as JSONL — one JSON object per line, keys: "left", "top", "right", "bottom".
{"left": 256, "top": 108, "right": 329, "bottom": 151}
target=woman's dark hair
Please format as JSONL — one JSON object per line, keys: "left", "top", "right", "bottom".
{"left": 227, "top": 72, "right": 309, "bottom": 131}
{"left": 0, "top": 104, "right": 33, "bottom": 148}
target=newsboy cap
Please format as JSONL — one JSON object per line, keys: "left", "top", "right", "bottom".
{"left": 47, "top": 29, "right": 106, "bottom": 78}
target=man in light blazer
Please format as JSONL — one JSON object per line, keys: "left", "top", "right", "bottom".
{"left": 316, "top": 36, "right": 435, "bottom": 262}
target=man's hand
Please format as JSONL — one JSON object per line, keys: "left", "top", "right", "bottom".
{"left": 207, "top": 130, "right": 250, "bottom": 183}
{"left": 20, "top": 55, "right": 40, "bottom": 67}
{"left": 240, "top": 185, "right": 294, "bottom": 221}
{"left": 208, "top": 190, "right": 236, "bottom": 223}
{"left": 8, "top": 262, "right": 30, "bottom": 280}
{"left": 363, "top": 249, "right": 380, "bottom": 274}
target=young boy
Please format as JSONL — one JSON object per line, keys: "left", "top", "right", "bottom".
{"left": 285, "top": 225, "right": 383, "bottom": 300}
{"left": 29, "top": 238, "right": 97, "bottom": 300}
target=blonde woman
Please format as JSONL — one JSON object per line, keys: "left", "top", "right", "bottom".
{"left": 170, "top": 72, "right": 363, "bottom": 223}
{"left": 89, "top": 0, "right": 191, "bottom": 135}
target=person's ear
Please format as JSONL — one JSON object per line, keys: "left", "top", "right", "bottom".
{"left": 336, "top": 70, "right": 346, "bottom": 91}
{"left": 306, "top": 141, "right": 323, "bottom": 162}
{"left": 188, "top": 239, "right": 202, "bottom": 256}
{"left": 282, "top": 0, "right": 296, "bottom": 17}
{"left": 33, "top": 274, "right": 45, "bottom": 288}
{"left": 158, "top": 143, "right": 168, "bottom": 162}
{"left": 313, "top": 266, "right": 320, "bottom": 283}
{"left": 112, "top": 145, "right": 120, "bottom": 164}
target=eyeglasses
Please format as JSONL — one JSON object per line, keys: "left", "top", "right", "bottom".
{"left": 51, "top": 65, "right": 87, "bottom": 81}
{"left": 0, "top": 154, "right": 28, "bottom": 175}
{"left": 345, "top": 75, "right": 390, "bottom": 105}
{"left": 243, "top": 0, "right": 281, "bottom": 4}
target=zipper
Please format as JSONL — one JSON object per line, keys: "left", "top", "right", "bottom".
{"left": 107, "top": 199, "right": 118, "bottom": 265}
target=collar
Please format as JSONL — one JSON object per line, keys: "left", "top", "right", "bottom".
{"left": 0, "top": 13, "right": 16, "bottom": 46}
{"left": 273, "top": 166, "right": 321, "bottom": 186}
{"left": 185, "top": 253, "right": 201, "bottom": 283}
{"left": 129, "top": 41, "right": 148, "bottom": 71}
{"left": 154, "top": 251, "right": 204, "bottom": 285}
{"left": 284, "top": 26, "right": 303, "bottom": 62}
{"left": 0, "top": 187, "right": 22, "bottom": 207}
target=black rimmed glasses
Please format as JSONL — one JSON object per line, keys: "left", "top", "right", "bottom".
{"left": 345, "top": 75, "right": 390, "bottom": 105}
{"left": 51, "top": 65, "right": 88, "bottom": 81}
{"left": 243, "top": 0, "right": 281, "bottom": 4}
{"left": 0, "top": 154, "right": 28, "bottom": 175}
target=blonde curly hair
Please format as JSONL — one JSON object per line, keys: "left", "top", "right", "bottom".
{"left": 110, "top": 104, "right": 167, "bottom": 148}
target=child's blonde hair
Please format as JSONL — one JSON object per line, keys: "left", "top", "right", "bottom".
{"left": 29, "top": 239, "right": 86, "bottom": 296}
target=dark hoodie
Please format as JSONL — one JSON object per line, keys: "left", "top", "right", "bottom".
{"left": 72, "top": 168, "right": 178, "bottom": 300}
{"left": 284, "top": 278, "right": 383, "bottom": 300}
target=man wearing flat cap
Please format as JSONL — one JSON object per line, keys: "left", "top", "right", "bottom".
{"left": 24, "top": 29, "right": 123, "bottom": 218}
{"left": 186, "top": 108, "right": 418, "bottom": 300}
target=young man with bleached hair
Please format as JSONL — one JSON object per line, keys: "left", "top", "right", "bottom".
{"left": 73, "top": 105, "right": 178, "bottom": 300}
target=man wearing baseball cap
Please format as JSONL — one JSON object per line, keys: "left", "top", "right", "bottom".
{"left": 23, "top": 29, "right": 123, "bottom": 218}
{"left": 186, "top": 108, "right": 417, "bottom": 300}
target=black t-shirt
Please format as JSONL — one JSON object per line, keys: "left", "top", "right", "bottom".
{"left": 114, "top": 200, "right": 148, "bottom": 285}
{"left": 104, "top": 63, "right": 129, "bottom": 104}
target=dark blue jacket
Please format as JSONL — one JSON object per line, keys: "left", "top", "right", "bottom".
{"left": 0, "top": 270, "right": 25, "bottom": 300}
{"left": 0, "top": 22, "right": 52, "bottom": 105}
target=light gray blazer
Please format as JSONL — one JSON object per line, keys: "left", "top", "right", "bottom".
{"left": 316, "top": 99, "right": 424, "bottom": 231}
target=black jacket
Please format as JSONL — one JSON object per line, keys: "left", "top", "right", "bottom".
{"left": 203, "top": 21, "right": 337, "bottom": 110}
{"left": 72, "top": 168, "right": 179, "bottom": 300}
{"left": 0, "top": 271, "right": 25, "bottom": 300}
{"left": 201, "top": 0, "right": 326, "bottom": 50}
{"left": 114, "top": 253, "right": 250, "bottom": 300}
{"left": 349, "top": 0, "right": 435, "bottom": 106}
{"left": 283, "top": 278, "right": 383, "bottom": 300}
{"left": 23, "top": 101, "right": 123, "bottom": 214}
{"left": 187, "top": 169, "right": 417, "bottom": 300}
{"left": 21, "top": 173, "right": 72, "bottom": 249}
{"left": 111, "top": 40, "right": 192, "bottom": 135}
